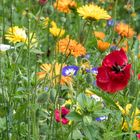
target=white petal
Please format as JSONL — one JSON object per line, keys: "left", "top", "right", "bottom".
{"left": 0, "top": 44, "right": 14, "bottom": 51}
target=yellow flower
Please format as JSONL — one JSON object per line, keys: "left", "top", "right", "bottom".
{"left": 116, "top": 102, "right": 140, "bottom": 131}
{"left": 77, "top": 4, "right": 111, "bottom": 20}
{"left": 54, "top": 0, "right": 77, "bottom": 13}
{"left": 37, "top": 62, "right": 72, "bottom": 85}
{"left": 5, "top": 26, "right": 27, "bottom": 44}
{"left": 56, "top": 36, "right": 86, "bottom": 57}
{"left": 122, "top": 118, "right": 140, "bottom": 131}
{"left": 49, "top": 27, "right": 65, "bottom": 37}
{"left": 43, "top": 17, "right": 50, "bottom": 27}
{"left": 138, "top": 54, "right": 140, "bottom": 59}
{"left": 62, "top": 99, "right": 72, "bottom": 107}
{"left": 49, "top": 21, "right": 65, "bottom": 37}
{"left": 5, "top": 26, "right": 37, "bottom": 47}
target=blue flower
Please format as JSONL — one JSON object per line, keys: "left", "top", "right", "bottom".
{"left": 86, "top": 67, "right": 98, "bottom": 75}
{"left": 62, "top": 65, "right": 79, "bottom": 76}
{"left": 84, "top": 53, "right": 91, "bottom": 59}
{"left": 107, "top": 19, "right": 114, "bottom": 26}
{"left": 45, "top": 87, "right": 49, "bottom": 91}
{"left": 96, "top": 116, "right": 108, "bottom": 121}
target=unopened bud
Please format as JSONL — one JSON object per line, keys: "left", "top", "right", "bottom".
{"left": 39, "top": 0, "right": 47, "bottom": 6}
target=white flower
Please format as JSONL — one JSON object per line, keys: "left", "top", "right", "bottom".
{"left": 91, "top": 94, "right": 102, "bottom": 102}
{"left": 65, "top": 68, "right": 76, "bottom": 75}
{"left": 0, "top": 44, "right": 14, "bottom": 51}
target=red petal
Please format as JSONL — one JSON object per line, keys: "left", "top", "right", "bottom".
{"left": 102, "top": 49, "right": 128, "bottom": 68}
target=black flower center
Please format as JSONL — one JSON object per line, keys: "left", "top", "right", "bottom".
{"left": 61, "top": 113, "right": 66, "bottom": 118}
{"left": 112, "top": 63, "right": 126, "bottom": 73}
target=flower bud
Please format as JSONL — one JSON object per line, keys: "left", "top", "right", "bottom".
{"left": 38, "top": 0, "right": 47, "bottom": 6}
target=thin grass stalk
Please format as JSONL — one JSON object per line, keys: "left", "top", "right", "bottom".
{"left": 27, "top": 0, "right": 31, "bottom": 139}
{"left": 1, "top": 0, "right": 9, "bottom": 139}
{"left": 129, "top": 46, "right": 139, "bottom": 140}
{"left": 31, "top": 6, "right": 44, "bottom": 140}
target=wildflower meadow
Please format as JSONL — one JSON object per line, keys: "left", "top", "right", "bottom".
{"left": 1, "top": 0, "right": 140, "bottom": 139}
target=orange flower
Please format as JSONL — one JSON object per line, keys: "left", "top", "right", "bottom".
{"left": 37, "top": 63, "right": 72, "bottom": 85}
{"left": 115, "top": 22, "right": 135, "bottom": 38}
{"left": 94, "top": 31, "right": 105, "bottom": 40}
{"left": 97, "top": 40, "right": 110, "bottom": 52}
{"left": 54, "top": 0, "right": 77, "bottom": 13}
{"left": 56, "top": 36, "right": 86, "bottom": 57}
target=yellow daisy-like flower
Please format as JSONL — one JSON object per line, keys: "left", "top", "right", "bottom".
{"left": 56, "top": 36, "right": 86, "bottom": 57}
{"left": 5, "top": 26, "right": 27, "bottom": 44}
{"left": 54, "top": 0, "right": 77, "bottom": 13}
{"left": 49, "top": 21, "right": 65, "bottom": 37}
{"left": 5, "top": 26, "right": 37, "bottom": 48}
{"left": 77, "top": 4, "right": 111, "bottom": 20}
{"left": 37, "top": 62, "right": 72, "bottom": 85}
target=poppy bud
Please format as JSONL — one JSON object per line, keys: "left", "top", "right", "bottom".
{"left": 38, "top": 0, "right": 47, "bottom": 6}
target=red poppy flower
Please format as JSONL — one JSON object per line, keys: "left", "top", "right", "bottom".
{"left": 137, "top": 134, "right": 140, "bottom": 139}
{"left": 96, "top": 49, "right": 131, "bottom": 93}
{"left": 55, "top": 107, "right": 70, "bottom": 125}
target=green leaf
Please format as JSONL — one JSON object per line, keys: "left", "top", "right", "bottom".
{"left": 83, "top": 125, "right": 95, "bottom": 140}
{"left": 66, "top": 111, "right": 82, "bottom": 121}
{"left": 30, "top": 49, "right": 44, "bottom": 54}
{"left": 77, "top": 93, "right": 88, "bottom": 108}
{"left": 37, "top": 93, "right": 48, "bottom": 103}
{"left": 83, "top": 116, "right": 92, "bottom": 125}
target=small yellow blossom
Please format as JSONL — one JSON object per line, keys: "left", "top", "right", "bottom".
{"left": 43, "top": 17, "right": 50, "bottom": 27}
{"left": 49, "top": 21, "right": 65, "bottom": 37}
{"left": 116, "top": 102, "right": 140, "bottom": 131}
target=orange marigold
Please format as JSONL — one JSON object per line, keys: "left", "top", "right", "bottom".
{"left": 37, "top": 63, "right": 72, "bottom": 85}
{"left": 97, "top": 40, "right": 110, "bottom": 52}
{"left": 115, "top": 22, "right": 135, "bottom": 38}
{"left": 56, "top": 37, "right": 86, "bottom": 57}
{"left": 54, "top": 0, "right": 77, "bottom": 13}
{"left": 94, "top": 31, "right": 105, "bottom": 40}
